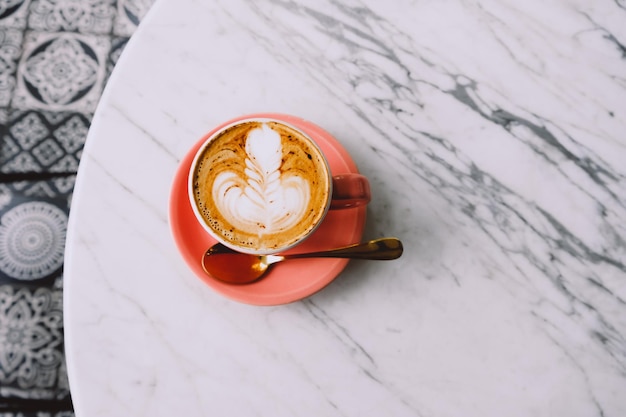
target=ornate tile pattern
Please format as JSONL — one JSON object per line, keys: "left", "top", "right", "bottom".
{"left": 0, "top": 0, "right": 155, "bottom": 414}
{"left": 106, "top": 35, "right": 128, "bottom": 77}
{"left": 0, "top": 176, "right": 73, "bottom": 285}
{"left": 28, "top": 0, "right": 116, "bottom": 34}
{"left": 0, "top": 177, "right": 71, "bottom": 406}
{"left": 0, "top": 202, "right": 67, "bottom": 282}
{"left": 114, "top": 0, "right": 152, "bottom": 36}
{"left": 0, "top": 179, "right": 71, "bottom": 284}
{"left": 1, "top": 110, "right": 89, "bottom": 173}
{"left": 0, "top": 285, "right": 68, "bottom": 400}
{"left": 0, "top": 1, "right": 30, "bottom": 30}
{"left": 12, "top": 31, "right": 110, "bottom": 113}
{"left": 0, "top": 28, "right": 22, "bottom": 106}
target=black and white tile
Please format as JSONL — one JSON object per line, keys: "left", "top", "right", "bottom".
{"left": 0, "top": 176, "right": 72, "bottom": 285}
{"left": 0, "top": 28, "right": 22, "bottom": 107}
{"left": 0, "top": 176, "right": 72, "bottom": 405}
{"left": 1, "top": 110, "right": 89, "bottom": 173}
{"left": 0, "top": 1, "right": 30, "bottom": 30}
{"left": 0, "top": 0, "right": 154, "bottom": 415}
{"left": 12, "top": 31, "right": 110, "bottom": 114}
{"left": 0, "top": 285, "right": 68, "bottom": 399}
{"left": 114, "top": 0, "right": 152, "bottom": 36}
{"left": 28, "top": 0, "right": 116, "bottom": 34}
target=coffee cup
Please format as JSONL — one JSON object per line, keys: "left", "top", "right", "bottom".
{"left": 188, "top": 115, "right": 370, "bottom": 255}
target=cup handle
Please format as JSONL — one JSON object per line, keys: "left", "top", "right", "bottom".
{"left": 330, "top": 174, "right": 371, "bottom": 209}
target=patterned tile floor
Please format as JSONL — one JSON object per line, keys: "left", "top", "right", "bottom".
{"left": 0, "top": 1, "right": 155, "bottom": 415}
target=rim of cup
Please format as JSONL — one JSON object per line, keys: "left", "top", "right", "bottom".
{"left": 188, "top": 116, "right": 333, "bottom": 255}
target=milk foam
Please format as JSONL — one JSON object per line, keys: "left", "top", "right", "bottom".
{"left": 212, "top": 123, "right": 310, "bottom": 236}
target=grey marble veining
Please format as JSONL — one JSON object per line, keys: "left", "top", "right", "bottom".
{"left": 63, "top": 0, "right": 626, "bottom": 416}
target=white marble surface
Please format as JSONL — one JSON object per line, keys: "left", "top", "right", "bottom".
{"left": 63, "top": 0, "right": 626, "bottom": 416}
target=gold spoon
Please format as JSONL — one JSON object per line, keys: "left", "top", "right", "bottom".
{"left": 201, "top": 237, "right": 403, "bottom": 284}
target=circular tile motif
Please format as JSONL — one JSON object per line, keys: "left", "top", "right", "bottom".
{"left": 0, "top": 201, "right": 67, "bottom": 280}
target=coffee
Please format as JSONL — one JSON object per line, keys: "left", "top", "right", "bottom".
{"left": 191, "top": 120, "right": 331, "bottom": 253}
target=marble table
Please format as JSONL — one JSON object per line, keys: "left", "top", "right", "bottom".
{"left": 63, "top": 0, "right": 626, "bottom": 416}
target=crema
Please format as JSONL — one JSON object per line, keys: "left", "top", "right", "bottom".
{"left": 191, "top": 120, "right": 330, "bottom": 253}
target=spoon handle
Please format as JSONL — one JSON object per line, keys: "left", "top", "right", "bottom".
{"left": 284, "top": 238, "right": 403, "bottom": 261}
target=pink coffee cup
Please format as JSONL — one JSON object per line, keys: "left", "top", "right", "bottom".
{"left": 188, "top": 115, "right": 370, "bottom": 255}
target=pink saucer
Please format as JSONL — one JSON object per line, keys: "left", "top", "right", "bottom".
{"left": 169, "top": 113, "right": 367, "bottom": 305}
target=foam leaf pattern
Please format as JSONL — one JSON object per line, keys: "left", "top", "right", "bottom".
{"left": 212, "top": 124, "right": 310, "bottom": 236}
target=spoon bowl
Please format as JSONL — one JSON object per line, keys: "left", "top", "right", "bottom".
{"left": 201, "top": 237, "right": 403, "bottom": 284}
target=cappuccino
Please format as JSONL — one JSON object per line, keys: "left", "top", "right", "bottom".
{"left": 191, "top": 119, "right": 330, "bottom": 253}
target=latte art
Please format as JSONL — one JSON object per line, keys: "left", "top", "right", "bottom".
{"left": 192, "top": 119, "right": 330, "bottom": 253}
{"left": 212, "top": 124, "right": 310, "bottom": 235}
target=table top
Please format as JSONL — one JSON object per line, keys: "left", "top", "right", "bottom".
{"left": 63, "top": 0, "right": 626, "bottom": 416}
